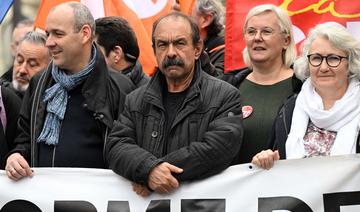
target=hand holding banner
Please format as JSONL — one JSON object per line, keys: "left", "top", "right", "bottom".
{"left": 0, "top": 155, "right": 359, "bottom": 211}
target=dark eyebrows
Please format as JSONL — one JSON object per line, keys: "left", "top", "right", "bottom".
{"left": 156, "top": 39, "right": 168, "bottom": 45}
{"left": 173, "top": 37, "right": 187, "bottom": 43}
{"left": 155, "top": 37, "right": 187, "bottom": 44}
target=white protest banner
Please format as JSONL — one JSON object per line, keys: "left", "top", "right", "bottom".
{"left": 0, "top": 155, "right": 359, "bottom": 211}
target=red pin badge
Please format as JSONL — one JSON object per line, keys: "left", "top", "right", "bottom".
{"left": 242, "top": 106, "right": 253, "bottom": 119}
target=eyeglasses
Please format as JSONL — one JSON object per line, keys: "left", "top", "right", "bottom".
{"left": 307, "top": 54, "right": 348, "bottom": 68}
{"left": 244, "top": 27, "right": 280, "bottom": 40}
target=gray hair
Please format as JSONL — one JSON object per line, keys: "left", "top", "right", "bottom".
{"left": 61, "top": 2, "right": 95, "bottom": 37}
{"left": 194, "top": 0, "right": 225, "bottom": 37}
{"left": 294, "top": 23, "right": 360, "bottom": 80}
{"left": 242, "top": 4, "right": 296, "bottom": 69}
{"left": 19, "top": 31, "right": 47, "bottom": 46}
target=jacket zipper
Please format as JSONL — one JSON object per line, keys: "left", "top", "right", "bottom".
{"left": 31, "top": 71, "right": 48, "bottom": 167}
{"left": 282, "top": 106, "right": 288, "bottom": 136}
{"left": 102, "top": 126, "right": 109, "bottom": 167}
{"left": 51, "top": 119, "right": 63, "bottom": 167}
{"left": 52, "top": 145, "right": 56, "bottom": 167}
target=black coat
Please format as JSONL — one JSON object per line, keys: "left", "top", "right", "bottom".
{"left": 204, "top": 35, "right": 225, "bottom": 72}
{"left": 0, "top": 80, "right": 24, "bottom": 99}
{"left": 106, "top": 61, "right": 244, "bottom": 185}
{"left": 0, "top": 65, "right": 13, "bottom": 83}
{"left": 200, "top": 35, "right": 225, "bottom": 78}
{"left": 0, "top": 86, "right": 21, "bottom": 168}
{"left": 10, "top": 46, "right": 130, "bottom": 167}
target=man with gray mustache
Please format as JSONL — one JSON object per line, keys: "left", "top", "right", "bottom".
{"left": 0, "top": 31, "right": 50, "bottom": 99}
{"left": 106, "top": 12, "right": 244, "bottom": 197}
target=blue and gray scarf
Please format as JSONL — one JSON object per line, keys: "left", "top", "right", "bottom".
{"left": 37, "top": 46, "right": 97, "bottom": 145}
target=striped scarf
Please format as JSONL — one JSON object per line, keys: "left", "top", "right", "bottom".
{"left": 37, "top": 45, "right": 97, "bottom": 145}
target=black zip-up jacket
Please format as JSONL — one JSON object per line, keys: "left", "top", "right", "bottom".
{"left": 106, "top": 61, "right": 244, "bottom": 185}
{"left": 10, "top": 46, "right": 130, "bottom": 167}
{"left": 0, "top": 86, "right": 21, "bottom": 168}
{"left": 270, "top": 94, "right": 360, "bottom": 159}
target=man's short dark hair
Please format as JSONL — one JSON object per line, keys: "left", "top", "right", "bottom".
{"left": 152, "top": 12, "right": 201, "bottom": 50}
{"left": 95, "top": 16, "right": 139, "bottom": 63}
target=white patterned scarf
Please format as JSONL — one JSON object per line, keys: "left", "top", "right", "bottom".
{"left": 286, "top": 78, "right": 360, "bottom": 158}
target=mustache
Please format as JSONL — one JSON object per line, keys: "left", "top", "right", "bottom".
{"left": 15, "top": 72, "right": 30, "bottom": 81}
{"left": 162, "top": 58, "right": 185, "bottom": 69}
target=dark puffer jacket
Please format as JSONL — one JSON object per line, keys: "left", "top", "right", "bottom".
{"left": 106, "top": 61, "right": 244, "bottom": 185}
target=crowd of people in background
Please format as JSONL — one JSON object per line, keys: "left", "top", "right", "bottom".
{"left": 0, "top": 0, "right": 359, "bottom": 197}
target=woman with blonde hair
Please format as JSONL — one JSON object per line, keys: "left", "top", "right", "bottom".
{"left": 223, "top": 4, "right": 301, "bottom": 164}
{"left": 252, "top": 23, "right": 360, "bottom": 169}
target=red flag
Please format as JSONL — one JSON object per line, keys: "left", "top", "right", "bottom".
{"left": 225, "top": 0, "right": 360, "bottom": 72}
{"left": 179, "top": 0, "right": 195, "bottom": 15}
{"left": 34, "top": 0, "right": 77, "bottom": 30}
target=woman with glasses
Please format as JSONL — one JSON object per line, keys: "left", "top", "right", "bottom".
{"left": 252, "top": 23, "right": 360, "bottom": 169}
{"left": 222, "top": 4, "right": 302, "bottom": 164}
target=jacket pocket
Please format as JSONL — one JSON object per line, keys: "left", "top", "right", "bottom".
{"left": 142, "top": 115, "right": 162, "bottom": 157}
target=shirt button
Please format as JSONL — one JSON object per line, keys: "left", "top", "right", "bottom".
{"left": 151, "top": 131, "right": 158, "bottom": 138}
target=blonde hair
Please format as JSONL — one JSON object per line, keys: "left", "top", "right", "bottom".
{"left": 242, "top": 4, "right": 296, "bottom": 69}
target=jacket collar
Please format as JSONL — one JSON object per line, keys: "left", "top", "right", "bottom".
{"left": 81, "top": 44, "right": 108, "bottom": 111}
{"left": 225, "top": 67, "right": 302, "bottom": 94}
{"left": 204, "top": 35, "right": 225, "bottom": 53}
{"left": 121, "top": 61, "right": 137, "bottom": 76}
{"left": 122, "top": 60, "right": 145, "bottom": 81}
